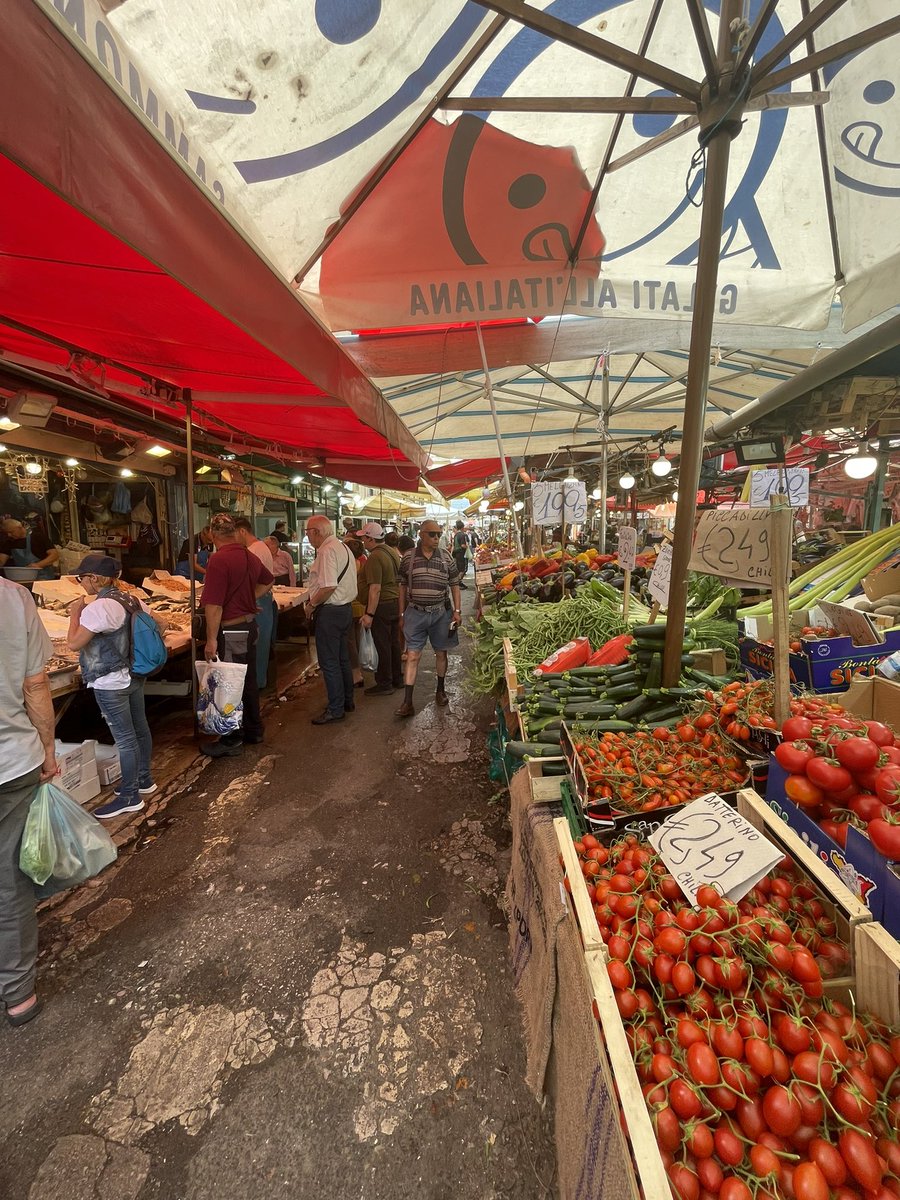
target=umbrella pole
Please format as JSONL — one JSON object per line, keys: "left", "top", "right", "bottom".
{"left": 599, "top": 360, "right": 610, "bottom": 553}
{"left": 184, "top": 388, "right": 198, "bottom": 733}
{"left": 476, "top": 322, "right": 524, "bottom": 559}
{"left": 662, "top": 0, "right": 743, "bottom": 687}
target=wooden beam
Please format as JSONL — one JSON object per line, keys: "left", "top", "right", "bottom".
{"left": 683, "top": 0, "right": 718, "bottom": 83}
{"left": 753, "top": 15, "right": 900, "bottom": 96}
{"left": 750, "top": 0, "right": 849, "bottom": 86}
{"left": 606, "top": 115, "right": 699, "bottom": 173}
{"left": 291, "top": 14, "right": 508, "bottom": 284}
{"left": 735, "top": 0, "right": 781, "bottom": 75}
{"left": 440, "top": 94, "right": 695, "bottom": 113}
{"left": 472, "top": 0, "right": 701, "bottom": 100}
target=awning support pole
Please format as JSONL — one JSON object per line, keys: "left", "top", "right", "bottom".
{"left": 476, "top": 322, "right": 524, "bottom": 559}
{"left": 184, "top": 388, "right": 198, "bottom": 733}
{"left": 662, "top": 0, "right": 743, "bottom": 686}
{"left": 599, "top": 359, "right": 610, "bottom": 552}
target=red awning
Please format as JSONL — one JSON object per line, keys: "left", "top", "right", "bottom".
{"left": 426, "top": 457, "right": 508, "bottom": 498}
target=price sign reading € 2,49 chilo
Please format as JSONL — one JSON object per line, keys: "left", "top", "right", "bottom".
{"left": 688, "top": 507, "right": 775, "bottom": 587}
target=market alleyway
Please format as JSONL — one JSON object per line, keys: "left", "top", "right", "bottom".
{"left": 0, "top": 601, "right": 557, "bottom": 1200}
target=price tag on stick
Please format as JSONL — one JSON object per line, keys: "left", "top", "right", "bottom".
{"left": 649, "top": 794, "right": 783, "bottom": 906}
{"left": 647, "top": 542, "right": 672, "bottom": 608}
{"left": 618, "top": 526, "right": 637, "bottom": 572}
{"left": 750, "top": 467, "right": 809, "bottom": 508}
{"left": 532, "top": 481, "right": 564, "bottom": 527}
{"left": 688, "top": 508, "right": 774, "bottom": 586}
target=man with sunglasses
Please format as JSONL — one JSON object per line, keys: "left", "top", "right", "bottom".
{"left": 395, "top": 522, "right": 462, "bottom": 718}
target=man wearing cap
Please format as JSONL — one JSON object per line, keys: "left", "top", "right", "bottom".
{"left": 396, "top": 520, "right": 462, "bottom": 717}
{"left": 305, "top": 515, "right": 358, "bottom": 724}
{"left": 358, "top": 522, "right": 402, "bottom": 696}
{"left": 198, "top": 514, "right": 273, "bottom": 757}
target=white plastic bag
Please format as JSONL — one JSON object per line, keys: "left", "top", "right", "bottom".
{"left": 359, "top": 627, "right": 379, "bottom": 673}
{"left": 195, "top": 657, "right": 247, "bottom": 735}
{"left": 19, "top": 781, "right": 117, "bottom": 887}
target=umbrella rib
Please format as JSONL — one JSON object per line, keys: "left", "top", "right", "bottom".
{"left": 291, "top": 13, "right": 507, "bottom": 285}
{"left": 571, "top": 0, "right": 665, "bottom": 261}
{"left": 471, "top": 0, "right": 701, "bottom": 100}
{"left": 526, "top": 363, "right": 602, "bottom": 414}
{"left": 734, "top": 0, "right": 781, "bottom": 77}
{"left": 611, "top": 354, "right": 645, "bottom": 405}
{"left": 440, "top": 95, "right": 695, "bottom": 113}
{"left": 753, "top": 14, "right": 900, "bottom": 95}
{"left": 683, "top": 0, "right": 718, "bottom": 84}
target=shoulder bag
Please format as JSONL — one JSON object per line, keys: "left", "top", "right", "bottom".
{"left": 309, "top": 544, "right": 351, "bottom": 633}
{"left": 192, "top": 549, "right": 253, "bottom": 643}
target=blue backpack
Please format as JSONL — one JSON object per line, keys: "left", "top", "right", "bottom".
{"left": 109, "top": 591, "right": 168, "bottom": 677}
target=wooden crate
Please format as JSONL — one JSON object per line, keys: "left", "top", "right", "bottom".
{"left": 526, "top": 758, "right": 566, "bottom": 803}
{"left": 554, "top": 816, "right": 604, "bottom": 952}
{"left": 581, "top": 948, "right": 674, "bottom": 1200}
{"left": 502, "top": 635, "right": 520, "bottom": 711}
{"left": 854, "top": 921, "right": 900, "bottom": 1026}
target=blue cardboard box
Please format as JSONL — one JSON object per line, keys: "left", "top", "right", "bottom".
{"left": 765, "top": 758, "right": 886, "bottom": 917}
{"left": 882, "top": 863, "right": 900, "bottom": 941}
{"left": 740, "top": 628, "right": 900, "bottom": 694}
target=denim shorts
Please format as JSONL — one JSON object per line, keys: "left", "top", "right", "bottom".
{"left": 403, "top": 605, "right": 459, "bottom": 652}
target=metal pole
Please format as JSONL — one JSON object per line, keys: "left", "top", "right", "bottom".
{"left": 599, "top": 358, "right": 610, "bottom": 552}
{"left": 662, "top": 0, "right": 743, "bottom": 686}
{"left": 476, "top": 322, "right": 524, "bottom": 559}
{"left": 184, "top": 388, "right": 198, "bottom": 730}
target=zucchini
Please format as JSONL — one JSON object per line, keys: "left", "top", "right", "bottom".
{"left": 646, "top": 654, "right": 663, "bottom": 690}
{"left": 542, "top": 760, "right": 569, "bottom": 775}
{"left": 506, "top": 741, "right": 564, "bottom": 758}
{"left": 616, "top": 695, "right": 654, "bottom": 721}
{"left": 631, "top": 623, "right": 668, "bottom": 640}
{"left": 602, "top": 683, "right": 642, "bottom": 701}
{"left": 651, "top": 686, "right": 702, "bottom": 699}
{"left": 564, "top": 666, "right": 617, "bottom": 678}
{"left": 640, "top": 702, "right": 684, "bottom": 725}
{"left": 534, "top": 731, "right": 564, "bottom": 746}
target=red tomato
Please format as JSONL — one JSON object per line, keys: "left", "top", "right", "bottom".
{"left": 736, "top": 1096, "right": 766, "bottom": 1140}
{"left": 775, "top": 741, "right": 814, "bottom": 773}
{"left": 654, "top": 1105, "right": 681, "bottom": 1152}
{"left": 762, "top": 1085, "right": 802, "bottom": 1136}
{"left": 696, "top": 1157, "right": 723, "bottom": 1195}
{"left": 785, "top": 774, "right": 824, "bottom": 808}
{"left": 839, "top": 1128, "right": 884, "bottom": 1192}
{"left": 686, "top": 1042, "right": 720, "bottom": 1088}
{"left": 667, "top": 1164, "right": 700, "bottom": 1200}
{"left": 793, "top": 1161, "right": 829, "bottom": 1200}
{"left": 850, "top": 792, "right": 885, "bottom": 822}
{"left": 865, "top": 720, "right": 895, "bottom": 747}
{"left": 719, "top": 1180, "right": 751, "bottom": 1200}
{"left": 835, "top": 735, "right": 881, "bottom": 772}
{"left": 875, "top": 766, "right": 900, "bottom": 806}
{"left": 712, "top": 1022, "right": 744, "bottom": 1059}
{"left": 654, "top": 926, "right": 687, "bottom": 956}
{"left": 868, "top": 817, "right": 900, "bottom": 858}
{"left": 749, "top": 1144, "right": 781, "bottom": 1182}
{"left": 670, "top": 1078, "right": 703, "bottom": 1120}
{"left": 808, "top": 1137, "right": 848, "bottom": 1187}
{"left": 676, "top": 1019, "right": 707, "bottom": 1050}
{"left": 782, "top": 716, "right": 814, "bottom": 741}
{"left": 806, "top": 757, "right": 852, "bottom": 793}
{"left": 775, "top": 1013, "right": 811, "bottom": 1054}
{"left": 714, "top": 1124, "right": 745, "bottom": 1167}
{"left": 686, "top": 1121, "right": 714, "bottom": 1159}
{"left": 745, "top": 1037, "right": 774, "bottom": 1078}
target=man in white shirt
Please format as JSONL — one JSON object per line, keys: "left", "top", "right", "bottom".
{"left": 234, "top": 517, "right": 276, "bottom": 689}
{"left": 304, "top": 515, "right": 357, "bottom": 724}
{"left": 0, "top": 578, "right": 57, "bottom": 1027}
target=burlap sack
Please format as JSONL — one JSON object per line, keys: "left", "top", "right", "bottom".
{"left": 548, "top": 915, "right": 634, "bottom": 1200}
{"left": 505, "top": 767, "right": 568, "bottom": 1097}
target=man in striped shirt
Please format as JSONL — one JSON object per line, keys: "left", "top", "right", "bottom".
{"left": 396, "top": 521, "right": 462, "bottom": 717}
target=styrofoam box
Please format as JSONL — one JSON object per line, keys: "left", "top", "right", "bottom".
{"left": 54, "top": 740, "right": 97, "bottom": 792}
{"left": 69, "top": 772, "right": 101, "bottom": 806}
{"left": 94, "top": 743, "right": 122, "bottom": 787}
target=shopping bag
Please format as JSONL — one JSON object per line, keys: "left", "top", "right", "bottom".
{"left": 195, "top": 657, "right": 247, "bottom": 735}
{"left": 359, "top": 627, "right": 379, "bottom": 673}
{"left": 19, "top": 782, "right": 117, "bottom": 887}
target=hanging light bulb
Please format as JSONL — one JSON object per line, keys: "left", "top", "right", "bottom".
{"left": 844, "top": 446, "right": 878, "bottom": 480}
{"left": 64, "top": 457, "right": 79, "bottom": 467}
{"left": 120, "top": 467, "right": 134, "bottom": 478}
{"left": 619, "top": 472, "right": 635, "bottom": 490}
{"left": 513, "top": 500, "right": 525, "bottom": 512}
{"left": 672, "top": 490, "right": 679, "bottom": 502}
{"left": 651, "top": 444, "right": 672, "bottom": 478}
{"left": 24, "top": 460, "right": 42, "bottom": 475}
{"left": 591, "top": 487, "right": 602, "bottom": 500}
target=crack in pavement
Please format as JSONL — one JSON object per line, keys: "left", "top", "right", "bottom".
{"left": 27, "top": 1135, "right": 149, "bottom": 1200}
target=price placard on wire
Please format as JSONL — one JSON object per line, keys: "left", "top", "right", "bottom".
{"left": 649, "top": 793, "right": 783, "bottom": 906}
{"left": 749, "top": 467, "right": 809, "bottom": 508}
{"left": 688, "top": 508, "right": 774, "bottom": 586}
{"left": 618, "top": 526, "right": 637, "bottom": 572}
{"left": 647, "top": 542, "right": 672, "bottom": 607}
{"left": 532, "top": 481, "right": 564, "bottom": 527}
{"left": 562, "top": 478, "right": 588, "bottom": 524}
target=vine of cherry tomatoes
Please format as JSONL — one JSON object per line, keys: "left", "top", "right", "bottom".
{"left": 570, "top": 832, "right": 899, "bottom": 1200}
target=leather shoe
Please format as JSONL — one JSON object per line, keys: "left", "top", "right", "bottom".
{"left": 312, "top": 711, "right": 344, "bottom": 725}
{"left": 364, "top": 684, "right": 394, "bottom": 696}
{"left": 344, "top": 703, "right": 356, "bottom": 712}
{"left": 435, "top": 691, "right": 449, "bottom": 707}
{"left": 395, "top": 702, "right": 415, "bottom": 718}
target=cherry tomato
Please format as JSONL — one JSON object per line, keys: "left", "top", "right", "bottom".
{"left": 793, "top": 1161, "right": 829, "bottom": 1200}
{"left": 808, "top": 1137, "right": 848, "bottom": 1187}
{"left": 775, "top": 1013, "right": 811, "bottom": 1055}
{"left": 719, "top": 1180, "right": 751, "bottom": 1200}
{"left": 686, "top": 1042, "right": 720, "bottom": 1088}
{"left": 714, "top": 1124, "right": 745, "bottom": 1167}
{"left": 670, "top": 1078, "right": 703, "bottom": 1120}
{"left": 762, "top": 1085, "right": 802, "bottom": 1136}
{"left": 749, "top": 1144, "right": 781, "bottom": 1182}
{"left": 711, "top": 1022, "right": 744, "bottom": 1060}
{"left": 838, "top": 1128, "right": 884, "bottom": 1193}
{"left": 654, "top": 1105, "right": 681, "bottom": 1152}
{"left": 745, "top": 1037, "right": 774, "bottom": 1078}
{"left": 667, "top": 1164, "right": 700, "bottom": 1200}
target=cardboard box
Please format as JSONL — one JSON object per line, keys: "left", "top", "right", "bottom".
{"left": 94, "top": 743, "right": 122, "bottom": 787}
{"left": 740, "top": 628, "right": 900, "bottom": 694}
{"left": 883, "top": 865, "right": 900, "bottom": 941}
{"left": 691, "top": 648, "right": 727, "bottom": 676}
{"left": 863, "top": 548, "right": 900, "bottom": 602}
{"left": 841, "top": 675, "right": 900, "bottom": 730}
{"left": 69, "top": 771, "right": 101, "bottom": 806}
{"left": 54, "top": 740, "right": 97, "bottom": 792}
{"left": 765, "top": 757, "right": 885, "bottom": 916}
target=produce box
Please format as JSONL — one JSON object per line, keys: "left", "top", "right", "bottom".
{"left": 526, "top": 758, "right": 566, "bottom": 803}
{"left": 841, "top": 673, "right": 900, "bottom": 728}
{"left": 554, "top": 817, "right": 605, "bottom": 953}
{"left": 54, "top": 739, "right": 97, "bottom": 792}
{"left": 765, "top": 757, "right": 887, "bottom": 918}
{"left": 94, "top": 743, "right": 122, "bottom": 787}
{"left": 70, "top": 773, "right": 101, "bottom": 806}
{"left": 740, "top": 627, "right": 900, "bottom": 693}
{"left": 689, "top": 647, "right": 726, "bottom": 676}
{"left": 862, "top": 547, "right": 900, "bottom": 601}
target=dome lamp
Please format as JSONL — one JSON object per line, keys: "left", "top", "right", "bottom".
{"left": 650, "top": 443, "right": 672, "bottom": 477}
{"left": 619, "top": 472, "right": 636, "bottom": 490}
{"left": 844, "top": 446, "right": 878, "bottom": 480}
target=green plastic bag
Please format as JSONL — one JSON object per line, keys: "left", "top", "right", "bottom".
{"left": 19, "top": 782, "right": 117, "bottom": 887}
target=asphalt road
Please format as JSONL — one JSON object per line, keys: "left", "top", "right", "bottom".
{"left": 0, "top": 599, "right": 557, "bottom": 1200}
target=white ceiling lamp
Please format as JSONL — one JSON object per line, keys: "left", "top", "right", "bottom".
{"left": 8, "top": 390, "right": 56, "bottom": 428}
{"left": 195, "top": 464, "right": 212, "bottom": 476}
{"left": 143, "top": 444, "right": 171, "bottom": 458}
{"left": 591, "top": 486, "right": 602, "bottom": 499}
{"left": 323, "top": 483, "right": 333, "bottom": 493}
{"left": 120, "top": 467, "right": 134, "bottom": 478}
{"left": 290, "top": 475, "right": 303, "bottom": 485}
{"left": 650, "top": 444, "right": 672, "bottom": 478}
{"left": 672, "top": 490, "right": 679, "bottom": 502}
{"left": 24, "top": 460, "right": 43, "bottom": 476}
{"left": 619, "top": 472, "right": 636, "bottom": 490}
{"left": 513, "top": 500, "right": 525, "bottom": 512}
{"left": 844, "top": 446, "right": 878, "bottom": 480}
{"left": 0, "top": 444, "right": 7, "bottom": 454}
{"left": 64, "top": 457, "right": 79, "bottom": 467}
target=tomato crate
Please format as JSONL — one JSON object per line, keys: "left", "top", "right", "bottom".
{"left": 737, "top": 788, "right": 870, "bottom": 981}
{"left": 502, "top": 635, "right": 520, "bottom": 712}
{"left": 526, "top": 757, "right": 567, "bottom": 803}
{"left": 853, "top": 920, "right": 900, "bottom": 1026}
{"left": 554, "top": 816, "right": 605, "bottom": 953}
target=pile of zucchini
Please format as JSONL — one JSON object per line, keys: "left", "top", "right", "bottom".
{"left": 508, "top": 624, "right": 732, "bottom": 759}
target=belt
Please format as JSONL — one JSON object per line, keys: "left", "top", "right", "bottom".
{"left": 408, "top": 601, "right": 447, "bottom": 613}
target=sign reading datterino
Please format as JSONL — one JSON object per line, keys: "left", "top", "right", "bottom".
{"left": 688, "top": 508, "right": 774, "bottom": 586}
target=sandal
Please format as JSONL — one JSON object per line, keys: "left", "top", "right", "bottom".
{"left": 7, "top": 996, "right": 43, "bottom": 1028}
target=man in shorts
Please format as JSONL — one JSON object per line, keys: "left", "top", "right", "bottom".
{"left": 395, "top": 521, "right": 462, "bottom": 718}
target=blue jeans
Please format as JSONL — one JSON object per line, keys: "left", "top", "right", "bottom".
{"left": 94, "top": 677, "right": 153, "bottom": 802}
{"left": 314, "top": 603, "right": 353, "bottom": 717}
{"left": 256, "top": 594, "right": 276, "bottom": 689}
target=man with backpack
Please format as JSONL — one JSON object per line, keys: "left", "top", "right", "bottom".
{"left": 358, "top": 522, "right": 402, "bottom": 695}
{"left": 66, "top": 554, "right": 167, "bottom": 819}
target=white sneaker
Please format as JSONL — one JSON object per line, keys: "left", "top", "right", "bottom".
{"left": 138, "top": 783, "right": 158, "bottom": 796}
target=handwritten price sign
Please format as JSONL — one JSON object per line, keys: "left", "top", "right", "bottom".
{"left": 562, "top": 479, "right": 588, "bottom": 524}
{"left": 647, "top": 542, "right": 672, "bottom": 607}
{"left": 618, "top": 526, "right": 637, "bottom": 572}
{"left": 532, "top": 482, "right": 564, "bottom": 527}
{"left": 688, "top": 508, "right": 774, "bottom": 586}
{"left": 749, "top": 467, "right": 809, "bottom": 508}
{"left": 649, "top": 793, "right": 782, "bottom": 906}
